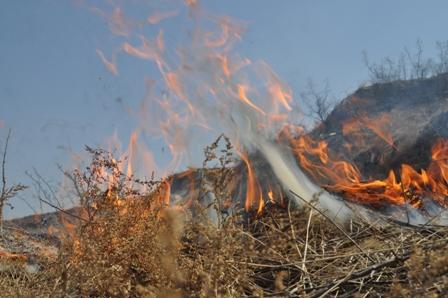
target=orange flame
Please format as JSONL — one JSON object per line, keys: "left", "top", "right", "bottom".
{"left": 147, "top": 11, "right": 178, "bottom": 24}
{"left": 96, "top": 50, "right": 118, "bottom": 76}
{"left": 281, "top": 125, "right": 448, "bottom": 208}
{"left": 204, "top": 17, "right": 242, "bottom": 48}
{"left": 93, "top": 7, "right": 134, "bottom": 37}
{"left": 267, "top": 188, "right": 274, "bottom": 203}
{"left": 237, "top": 85, "right": 266, "bottom": 115}
{"left": 125, "top": 131, "right": 138, "bottom": 179}
{"left": 122, "top": 32, "right": 164, "bottom": 62}
{"left": 165, "top": 72, "right": 186, "bottom": 100}
{"left": 342, "top": 112, "right": 396, "bottom": 149}
{"left": 93, "top": 2, "right": 448, "bottom": 217}
{"left": 240, "top": 152, "right": 264, "bottom": 215}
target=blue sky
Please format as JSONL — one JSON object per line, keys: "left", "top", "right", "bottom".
{"left": 1, "top": 0, "right": 448, "bottom": 218}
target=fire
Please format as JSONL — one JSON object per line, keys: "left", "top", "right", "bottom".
{"left": 268, "top": 189, "right": 274, "bottom": 203}
{"left": 165, "top": 72, "right": 186, "bottom": 100}
{"left": 217, "top": 54, "right": 230, "bottom": 78}
{"left": 203, "top": 16, "right": 242, "bottom": 50}
{"left": 237, "top": 85, "right": 267, "bottom": 116}
{"left": 125, "top": 131, "right": 138, "bottom": 179}
{"left": 342, "top": 112, "right": 396, "bottom": 149}
{"left": 122, "top": 31, "right": 164, "bottom": 63}
{"left": 240, "top": 152, "right": 265, "bottom": 215}
{"left": 87, "top": 0, "right": 448, "bottom": 223}
{"left": 160, "top": 178, "right": 172, "bottom": 206}
{"left": 96, "top": 7, "right": 133, "bottom": 37}
{"left": 281, "top": 125, "right": 448, "bottom": 209}
{"left": 96, "top": 50, "right": 118, "bottom": 76}
{"left": 147, "top": 11, "right": 178, "bottom": 25}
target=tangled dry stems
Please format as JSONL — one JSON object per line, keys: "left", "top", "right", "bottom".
{"left": 1, "top": 140, "right": 447, "bottom": 297}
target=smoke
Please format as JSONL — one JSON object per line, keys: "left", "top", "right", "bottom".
{"left": 92, "top": 1, "right": 448, "bottom": 226}
{"left": 255, "top": 138, "right": 353, "bottom": 222}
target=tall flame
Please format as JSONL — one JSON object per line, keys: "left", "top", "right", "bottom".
{"left": 239, "top": 152, "right": 264, "bottom": 215}
{"left": 89, "top": 0, "right": 448, "bottom": 224}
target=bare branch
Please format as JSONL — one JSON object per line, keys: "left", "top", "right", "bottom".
{"left": 363, "top": 38, "right": 443, "bottom": 84}
{"left": 1, "top": 129, "right": 11, "bottom": 199}
{"left": 301, "top": 79, "right": 334, "bottom": 124}
{"left": 0, "top": 129, "right": 27, "bottom": 234}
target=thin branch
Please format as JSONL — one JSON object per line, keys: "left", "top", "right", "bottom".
{"left": 309, "top": 254, "right": 410, "bottom": 297}
{"left": 289, "top": 189, "right": 375, "bottom": 263}
{"left": 39, "top": 197, "right": 88, "bottom": 222}
{"left": 1, "top": 129, "right": 11, "bottom": 200}
{"left": 0, "top": 129, "right": 12, "bottom": 234}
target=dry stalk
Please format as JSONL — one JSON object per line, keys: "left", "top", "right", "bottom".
{"left": 1, "top": 141, "right": 447, "bottom": 297}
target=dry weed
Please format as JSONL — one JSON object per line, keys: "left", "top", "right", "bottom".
{"left": 0, "top": 139, "right": 447, "bottom": 297}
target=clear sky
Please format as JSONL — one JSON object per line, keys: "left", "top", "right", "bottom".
{"left": 1, "top": 0, "right": 448, "bottom": 218}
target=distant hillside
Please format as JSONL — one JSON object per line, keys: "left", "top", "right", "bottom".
{"left": 5, "top": 207, "right": 80, "bottom": 238}
{"left": 313, "top": 73, "right": 448, "bottom": 178}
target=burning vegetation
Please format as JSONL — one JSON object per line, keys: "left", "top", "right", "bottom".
{"left": 1, "top": 140, "right": 448, "bottom": 297}
{"left": 281, "top": 128, "right": 448, "bottom": 209}
{"left": 1, "top": 1, "right": 448, "bottom": 297}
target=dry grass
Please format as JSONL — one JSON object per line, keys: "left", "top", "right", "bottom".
{"left": 0, "top": 142, "right": 447, "bottom": 297}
